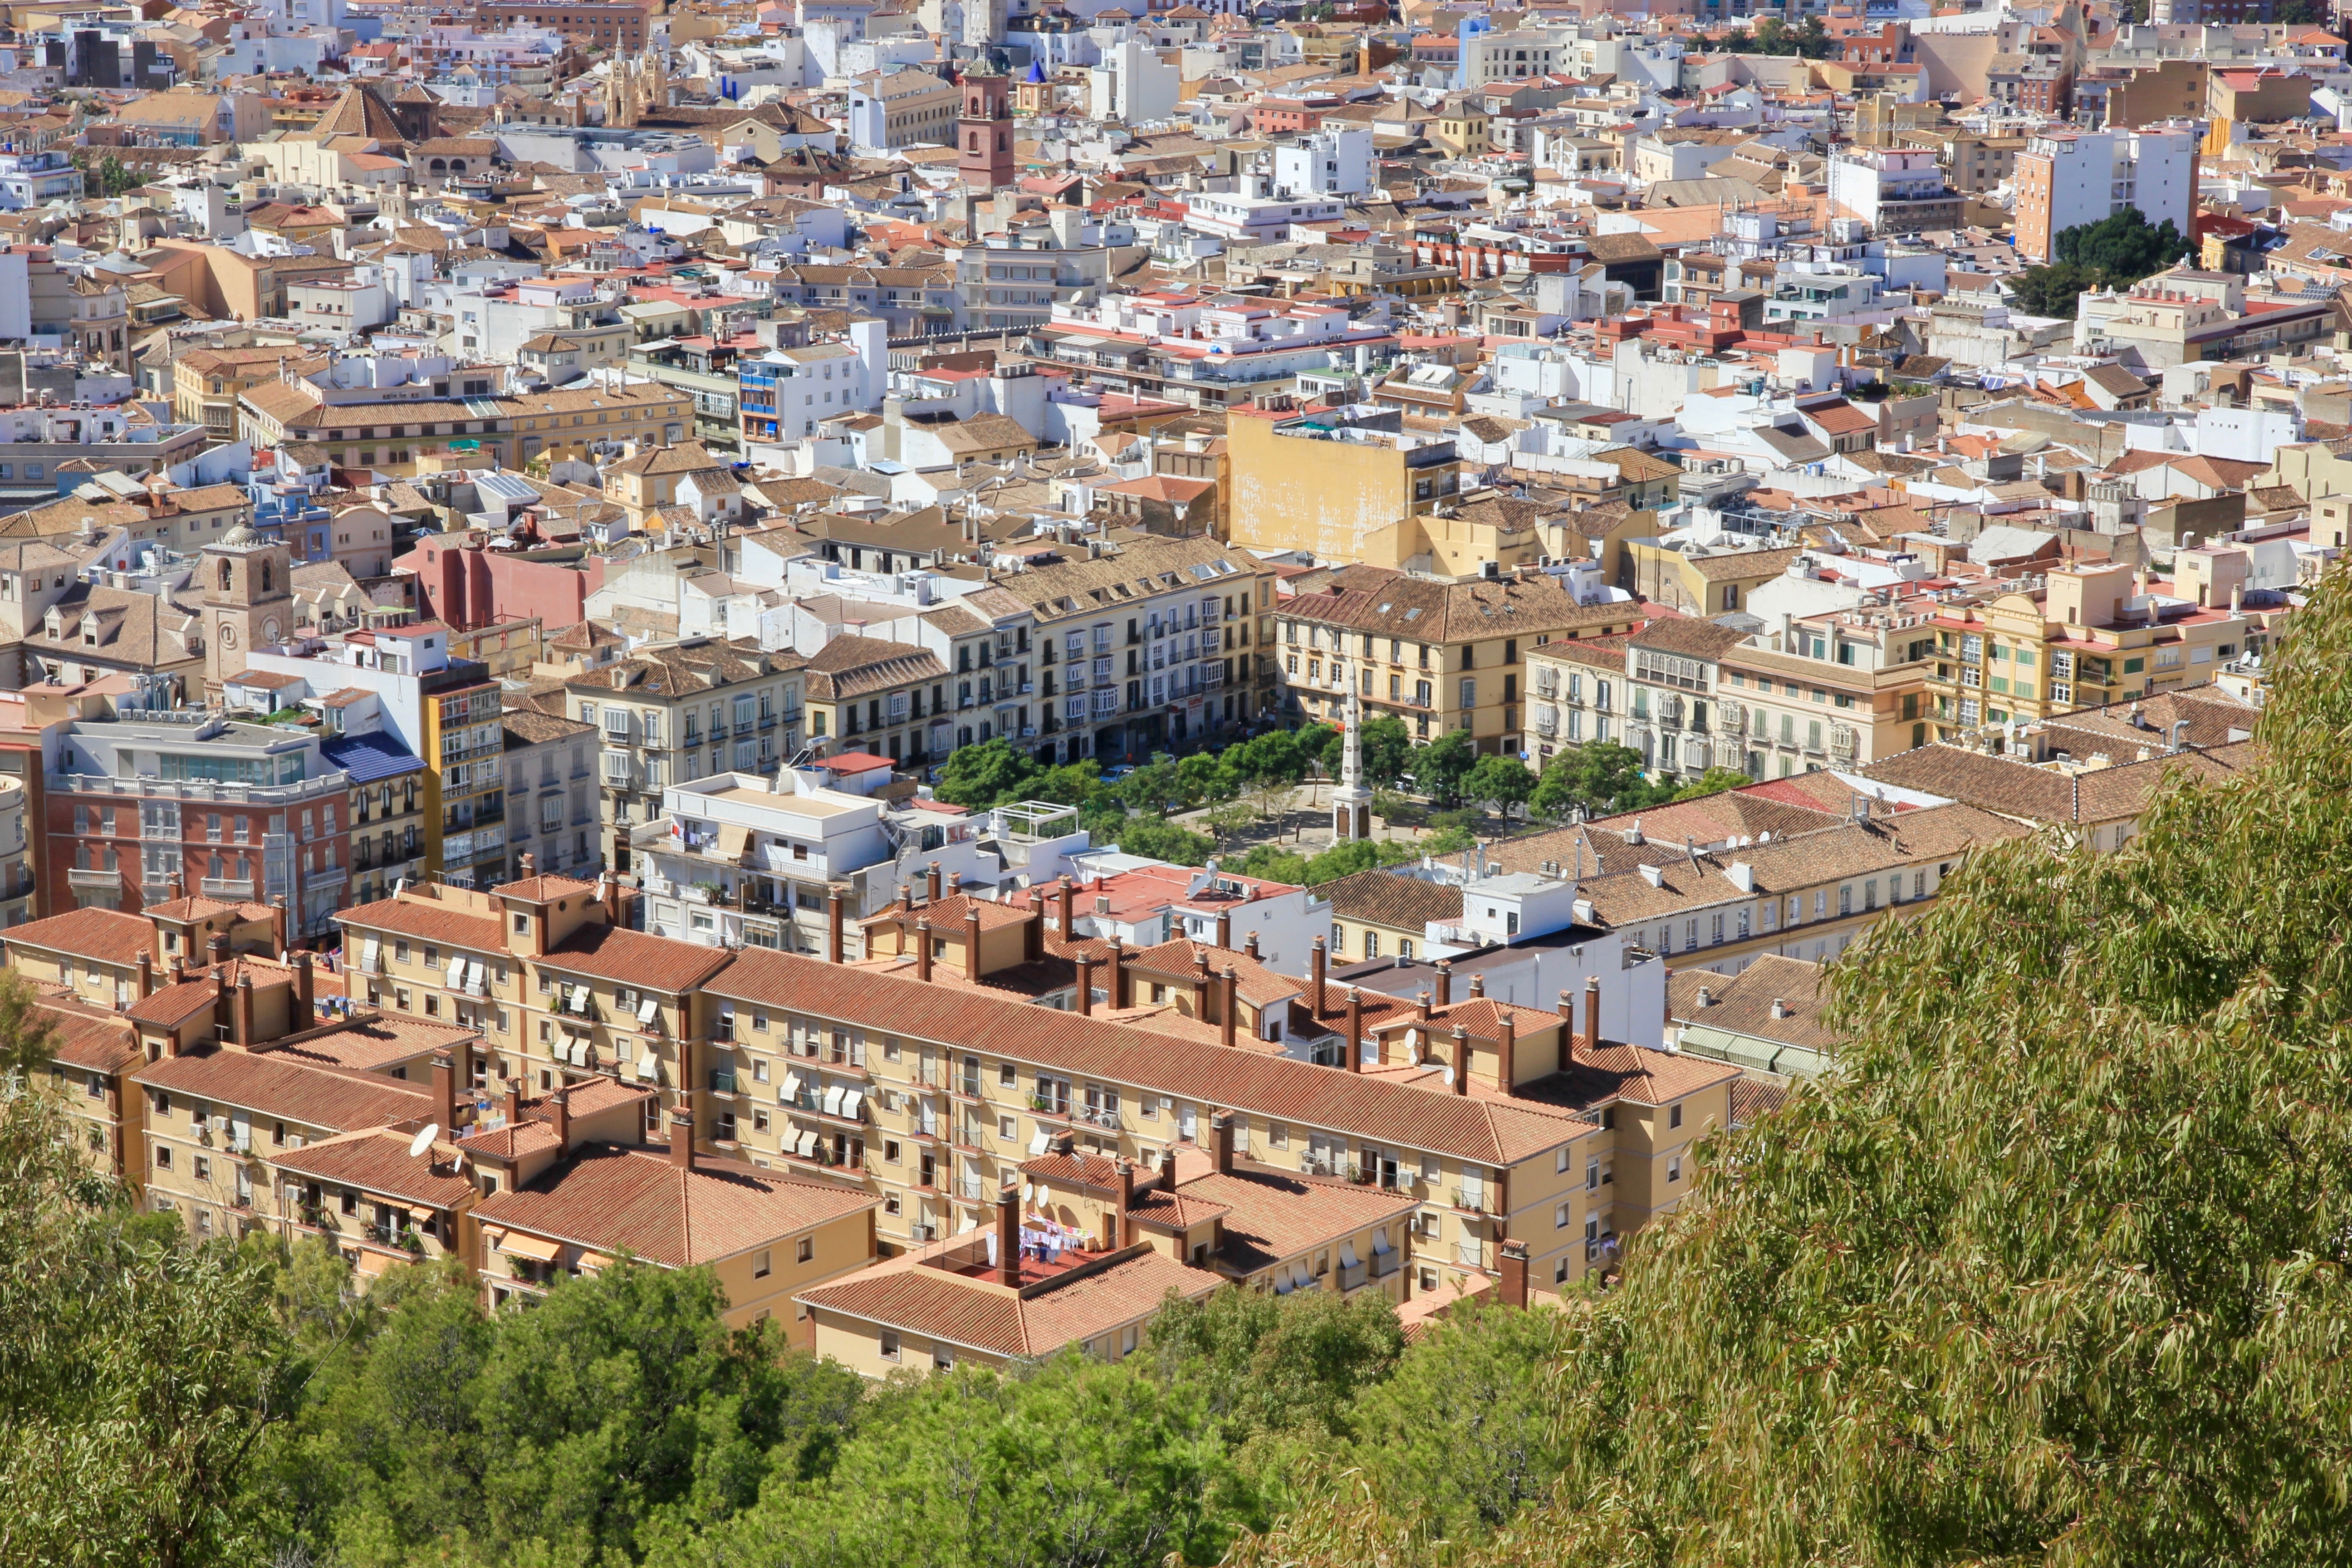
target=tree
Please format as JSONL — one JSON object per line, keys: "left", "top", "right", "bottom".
{"left": 1202, "top": 802, "right": 1257, "bottom": 852}
{"left": 1028, "top": 762, "right": 1106, "bottom": 812}
{"left": 1370, "top": 789, "right": 1423, "bottom": 833}
{"left": 2053, "top": 209, "right": 2187, "bottom": 283}
{"left": 932, "top": 738, "right": 1040, "bottom": 809}
{"left": 1233, "top": 844, "right": 1312, "bottom": 884}
{"left": 0, "top": 1086, "right": 299, "bottom": 1568}
{"left": 1224, "top": 569, "right": 2352, "bottom": 1567}
{"left": 2007, "top": 261, "right": 2103, "bottom": 320}
{"left": 1244, "top": 778, "right": 1296, "bottom": 838}
{"left": 0, "top": 967, "right": 58, "bottom": 1076}
{"left": 1529, "top": 741, "right": 1670, "bottom": 820}
{"left": 1323, "top": 717, "right": 1412, "bottom": 789}
{"left": 1111, "top": 818, "right": 1216, "bottom": 866}
{"left": 1404, "top": 730, "right": 1478, "bottom": 809}
{"left": 1460, "top": 755, "right": 1535, "bottom": 821}
{"left": 1670, "top": 766, "right": 1752, "bottom": 803}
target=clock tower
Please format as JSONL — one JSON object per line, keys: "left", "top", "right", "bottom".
{"left": 202, "top": 522, "right": 293, "bottom": 699}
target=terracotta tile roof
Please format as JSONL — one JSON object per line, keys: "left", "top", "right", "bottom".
{"left": 1318, "top": 867, "right": 1464, "bottom": 933}
{"left": 541, "top": 921, "right": 735, "bottom": 994}
{"left": 800, "top": 634, "right": 949, "bottom": 701}
{"left": 1180, "top": 1164, "right": 1420, "bottom": 1275}
{"left": 131, "top": 1046, "right": 434, "bottom": 1132}
{"left": 268, "top": 1014, "right": 481, "bottom": 1073}
{"left": 335, "top": 890, "right": 505, "bottom": 951}
{"left": 1122, "top": 938, "right": 1304, "bottom": 1010}
{"left": 1670, "top": 954, "right": 1840, "bottom": 1054}
{"left": 473, "top": 1142, "right": 877, "bottom": 1266}
{"left": 124, "top": 976, "right": 226, "bottom": 1026}
{"left": 1281, "top": 569, "right": 1634, "bottom": 643}
{"left": 860, "top": 892, "right": 1036, "bottom": 934}
{"left": 4, "top": 908, "right": 154, "bottom": 967}
{"left": 491, "top": 873, "right": 598, "bottom": 904}
{"left": 37, "top": 996, "right": 141, "bottom": 1075}
{"left": 270, "top": 1127, "right": 478, "bottom": 1210}
{"left": 711, "top": 951, "right": 1583, "bottom": 1167}
{"left": 796, "top": 1245, "right": 1221, "bottom": 1359}
{"left": 1861, "top": 742, "right": 2257, "bottom": 826}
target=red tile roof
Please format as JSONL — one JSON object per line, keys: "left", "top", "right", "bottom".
{"left": 797, "top": 1245, "right": 1221, "bottom": 1359}
{"left": 131, "top": 1046, "right": 434, "bottom": 1132}
{"left": 473, "top": 1142, "right": 877, "bottom": 1266}
{"left": 4, "top": 908, "right": 154, "bottom": 967}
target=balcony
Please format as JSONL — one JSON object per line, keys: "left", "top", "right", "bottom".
{"left": 1368, "top": 1249, "right": 1401, "bottom": 1279}
{"left": 66, "top": 867, "right": 121, "bottom": 890}
{"left": 1338, "top": 1259, "right": 1369, "bottom": 1292}
{"left": 708, "top": 1069, "right": 738, "bottom": 1095}
{"left": 1452, "top": 1187, "right": 1488, "bottom": 1214}
{"left": 1455, "top": 1240, "right": 1486, "bottom": 1269}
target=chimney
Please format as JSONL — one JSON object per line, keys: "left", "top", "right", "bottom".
{"left": 1106, "top": 937, "right": 1126, "bottom": 1009}
{"left": 1244, "top": 931, "right": 1259, "bottom": 960}
{"left": 1056, "top": 876, "right": 1074, "bottom": 940}
{"left": 519, "top": 852, "right": 536, "bottom": 879}
{"left": 1215, "top": 908, "right": 1230, "bottom": 949}
{"left": 897, "top": 882, "right": 913, "bottom": 915}
{"left": 233, "top": 974, "right": 255, "bottom": 1048}
{"left": 996, "top": 1182, "right": 1022, "bottom": 1287}
{"left": 1310, "top": 936, "right": 1327, "bottom": 1018}
{"left": 1435, "top": 960, "right": 1453, "bottom": 1007}
{"left": 915, "top": 918, "right": 933, "bottom": 982}
{"left": 965, "top": 906, "right": 984, "bottom": 979}
{"left": 947, "top": 869, "right": 963, "bottom": 898}
{"left": 136, "top": 951, "right": 153, "bottom": 1000}
{"left": 669, "top": 1105, "right": 695, "bottom": 1170}
{"left": 168, "top": 872, "right": 185, "bottom": 903}
{"left": 1075, "top": 952, "right": 1094, "bottom": 1015}
{"left": 1582, "top": 975, "right": 1602, "bottom": 1058}
{"left": 1024, "top": 888, "right": 1043, "bottom": 963}
{"left": 546, "top": 1085, "right": 573, "bottom": 1151}
{"left": 1497, "top": 1238, "right": 1529, "bottom": 1308}
{"left": 926, "top": 861, "right": 942, "bottom": 903}
{"left": 1345, "top": 985, "right": 1363, "bottom": 1072}
{"left": 1498, "top": 1008, "right": 1517, "bottom": 1090}
{"left": 431, "top": 1050, "right": 456, "bottom": 1137}
{"left": 292, "top": 951, "right": 314, "bottom": 1029}
{"left": 1211, "top": 1111, "right": 1234, "bottom": 1176}
{"left": 1770, "top": 997, "right": 1792, "bottom": 1019}
{"left": 827, "top": 887, "right": 846, "bottom": 964}
{"left": 207, "top": 932, "right": 230, "bottom": 967}
{"left": 270, "top": 895, "right": 288, "bottom": 959}
{"left": 1451, "top": 1024, "right": 1470, "bottom": 1096}
{"left": 1468, "top": 973, "right": 1485, "bottom": 999}
{"left": 1114, "top": 1159, "right": 1135, "bottom": 1247}
{"left": 1158, "top": 1144, "right": 1177, "bottom": 1186}
{"left": 1417, "top": 987, "right": 1432, "bottom": 1025}
{"left": 502, "top": 1076, "right": 521, "bottom": 1128}
{"left": 168, "top": 954, "right": 186, "bottom": 988}
{"left": 600, "top": 872, "right": 621, "bottom": 924}
{"left": 1219, "top": 965, "right": 1238, "bottom": 1049}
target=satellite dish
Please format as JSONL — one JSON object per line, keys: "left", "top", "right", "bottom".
{"left": 1440, "top": 1066, "right": 1455, "bottom": 1087}
{"left": 408, "top": 1123, "right": 439, "bottom": 1158}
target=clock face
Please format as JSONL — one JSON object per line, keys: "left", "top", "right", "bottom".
{"left": 220, "top": 623, "right": 238, "bottom": 650}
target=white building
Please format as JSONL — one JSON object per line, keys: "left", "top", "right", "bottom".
{"left": 1088, "top": 39, "right": 1179, "bottom": 123}
{"left": 1271, "top": 126, "right": 1374, "bottom": 199}
{"left": 2013, "top": 124, "right": 2197, "bottom": 263}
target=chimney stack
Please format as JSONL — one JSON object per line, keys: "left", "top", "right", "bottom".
{"left": 1435, "top": 960, "right": 1452, "bottom": 1007}
{"left": 1557, "top": 989, "right": 1575, "bottom": 1070}
{"left": 1417, "top": 987, "right": 1432, "bottom": 1025}
{"left": 926, "top": 861, "right": 942, "bottom": 903}
{"left": 1211, "top": 1111, "right": 1234, "bottom": 1176}
{"left": 519, "top": 851, "right": 536, "bottom": 879}
{"left": 996, "top": 1181, "right": 1022, "bottom": 1287}
{"left": 291, "top": 952, "right": 315, "bottom": 1029}
{"left": 168, "top": 954, "right": 186, "bottom": 988}
{"left": 1158, "top": 1144, "right": 1177, "bottom": 1186}
{"left": 270, "top": 895, "right": 288, "bottom": 960}
{"left": 502, "top": 1076, "right": 522, "bottom": 1128}
{"left": 1345, "top": 985, "right": 1363, "bottom": 1072}
{"left": 965, "top": 906, "right": 984, "bottom": 979}
{"left": 1468, "top": 973, "right": 1485, "bottom": 998}
{"left": 1114, "top": 1159, "right": 1135, "bottom": 1248}
{"left": 1215, "top": 908, "right": 1230, "bottom": 949}
{"left": 1582, "top": 975, "right": 1602, "bottom": 1058}
{"left": 1498, "top": 1238, "right": 1529, "bottom": 1308}
{"left": 1056, "top": 876, "right": 1075, "bottom": 940}
{"left": 600, "top": 872, "right": 621, "bottom": 924}
{"left": 1310, "top": 936, "right": 1327, "bottom": 1017}
{"left": 827, "top": 887, "right": 846, "bottom": 964}
{"left": 431, "top": 1050, "right": 456, "bottom": 1139}
{"left": 1075, "top": 952, "right": 1094, "bottom": 1014}
{"left": 207, "top": 932, "right": 230, "bottom": 967}
{"left": 136, "top": 951, "right": 153, "bottom": 1000}
{"left": 915, "top": 919, "right": 933, "bottom": 982}
{"left": 1244, "top": 930, "right": 1259, "bottom": 960}
{"left": 1498, "top": 1008, "right": 1516, "bottom": 1091}
{"left": 897, "top": 882, "right": 913, "bottom": 914}
{"left": 233, "top": 974, "right": 255, "bottom": 1048}
{"left": 1106, "top": 936, "right": 1126, "bottom": 1009}
{"left": 666, "top": 1106, "right": 690, "bottom": 1170}
{"left": 1024, "top": 887, "right": 1043, "bottom": 963}
{"left": 1451, "top": 1024, "right": 1470, "bottom": 1096}
{"left": 1219, "top": 965, "right": 1238, "bottom": 1049}
{"left": 168, "top": 872, "right": 185, "bottom": 903}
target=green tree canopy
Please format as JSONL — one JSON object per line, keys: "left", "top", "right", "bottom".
{"left": 1670, "top": 766, "right": 1753, "bottom": 803}
{"left": 2052, "top": 209, "right": 2187, "bottom": 281}
{"left": 1111, "top": 818, "right": 1217, "bottom": 866}
{"left": 932, "top": 738, "right": 1040, "bottom": 809}
{"left": 1404, "top": 730, "right": 1479, "bottom": 809}
{"left": 1460, "top": 755, "right": 1536, "bottom": 818}
{"left": 1529, "top": 741, "right": 1671, "bottom": 819}
{"left": 1224, "top": 570, "right": 2352, "bottom": 1567}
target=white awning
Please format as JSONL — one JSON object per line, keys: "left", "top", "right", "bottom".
{"left": 841, "top": 1088, "right": 864, "bottom": 1119}
{"left": 1339, "top": 1240, "right": 1359, "bottom": 1269}
{"left": 795, "top": 1130, "right": 819, "bottom": 1158}
{"left": 637, "top": 996, "right": 660, "bottom": 1024}
{"left": 822, "top": 1083, "right": 845, "bottom": 1117}
{"left": 360, "top": 936, "right": 380, "bottom": 970}
{"left": 446, "top": 955, "right": 466, "bottom": 987}
{"left": 635, "top": 1055, "right": 661, "bottom": 1083}
{"left": 568, "top": 985, "right": 590, "bottom": 1011}
{"left": 1027, "top": 1128, "right": 1050, "bottom": 1155}
{"left": 783, "top": 1071, "right": 804, "bottom": 1099}
{"left": 464, "top": 960, "right": 483, "bottom": 988}
{"left": 1371, "top": 1231, "right": 1392, "bottom": 1255}
{"left": 1273, "top": 1274, "right": 1294, "bottom": 1295}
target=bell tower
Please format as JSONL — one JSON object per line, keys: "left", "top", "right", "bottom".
{"left": 201, "top": 522, "right": 293, "bottom": 699}
{"left": 958, "top": 67, "right": 1014, "bottom": 191}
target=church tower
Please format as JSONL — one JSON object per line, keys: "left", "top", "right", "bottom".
{"left": 958, "top": 67, "right": 1014, "bottom": 191}
{"left": 202, "top": 523, "right": 293, "bottom": 699}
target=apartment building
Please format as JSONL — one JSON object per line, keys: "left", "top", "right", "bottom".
{"left": 555, "top": 638, "right": 806, "bottom": 876}
{"left": 801, "top": 635, "right": 956, "bottom": 767}
{"left": 991, "top": 534, "right": 1277, "bottom": 766}
{"left": 321, "top": 732, "right": 428, "bottom": 910}
{"left": 172, "top": 345, "right": 318, "bottom": 438}
{"left": 1227, "top": 406, "right": 1463, "bottom": 567}
{"left": 1923, "top": 559, "right": 2259, "bottom": 740}
{"left": 2012, "top": 124, "right": 2197, "bottom": 264}
{"left": 633, "top": 769, "right": 896, "bottom": 955}
{"left": 498, "top": 706, "right": 600, "bottom": 884}
{"left": 1279, "top": 566, "right": 1643, "bottom": 754}
{"left": 237, "top": 376, "right": 692, "bottom": 476}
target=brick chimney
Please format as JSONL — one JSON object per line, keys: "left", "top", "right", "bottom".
{"left": 1074, "top": 951, "right": 1094, "bottom": 1015}
{"left": 1244, "top": 931, "right": 1259, "bottom": 960}
{"left": 1219, "top": 965, "right": 1238, "bottom": 1049}
{"left": 1498, "top": 1009, "right": 1516, "bottom": 1091}
{"left": 1468, "top": 973, "right": 1484, "bottom": 998}
{"left": 136, "top": 951, "right": 153, "bottom": 1000}
{"left": 667, "top": 1106, "right": 691, "bottom": 1171}
{"left": 996, "top": 1181, "right": 1021, "bottom": 1287}
{"left": 1057, "top": 876, "right": 1074, "bottom": 940}
{"left": 167, "top": 872, "right": 184, "bottom": 903}
{"left": 827, "top": 887, "right": 846, "bottom": 964}
{"left": 1105, "top": 936, "right": 1125, "bottom": 1009}
{"left": 550, "top": 1085, "right": 573, "bottom": 1152}
{"left": 1158, "top": 1144, "right": 1177, "bottom": 1186}
{"left": 1310, "top": 936, "right": 1326, "bottom": 1017}
{"left": 1582, "top": 975, "right": 1602, "bottom": 1058}
{"left": 896, "top": 882, "right": 912, "bottom": 914}
{"left": 926, "top": 860, "right": 942, "bottom": 903}
{"left": 1556, "top": 989, "right": 1574, "bottom": 1069}
{"left": 915, "top": 918, "right": 933, "bottom": 982}
{"left": 965, "top": 905, "right": 984, "bottom": 979}
{"left": 270, "top": 894, "right": 288, "bottom": 960}
{"left": 601, "top": 873, "right": 622, "bottom": 925}
{"left": 1210, "top": 1111, "right": 1234, "bottom": 1175}
{"left": 519, "top": 852, "right": 536, "bottom": 879}
{"left": 1024, "top": 887, "right": 1043, "bottom": 963}
{"left": 1498, "top": 1238, "right": 1529, "bottom": 1308}
{"left": 1417, "top": 987, "right": 1432, "bottom": 1025}
{"left": 1114, "top": 1158, "right": 1135, "bottom": 1247}
{"left": 1345, "top": 985, "right": 1363, "bottom": 1072}
{"left": 168, "top": 954, "right": 186, "bottom": 987}
{"left": 233, "top": 974, "right": 255, "bottom": 1048}
{"left": 1435, "top": 960, "right": 1452, "bottom": 1007}
{"left": 1214, "top": 907, "right": 1230, "bottom": 949}
{"left": 207, "top": 932, "right": 230, "bottom": 967}
{"left": 431, "top": 1050, "right": 456, "bottom": 1136}
{"left": 291, "top": 952, "right": 314, "bottom": 1030}
{"left": 502, "top": 1076, "right": 521, "bottom": 1128}
{"left": 1451, "top": 1024, "right": 1469, "bottom": 1096}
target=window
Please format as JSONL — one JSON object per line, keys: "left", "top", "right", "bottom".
{"left": 880, "top": 1329, "right": 901, "bottom": 1361}
{"left": 155, "top": 1146, "right": 172, "bottom": 1170}
{"left": 1670, "top": 1103, "right": 1683, "bottom": 1129}
{"left": 933, "top": 1345, "right": 954, "bottom": 1371}
{"left": 1554, "top": 1201, "right": 1571, "bottom": 1230}
{"left": 796, "top": 1236, "right": 814, "bottom": 1263}
{"left": 753, "top": 1249, "right": 772, "bottom": 1279}
{"left": 1668, "top": 1155, "right": 1683, "bottom": 1183}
